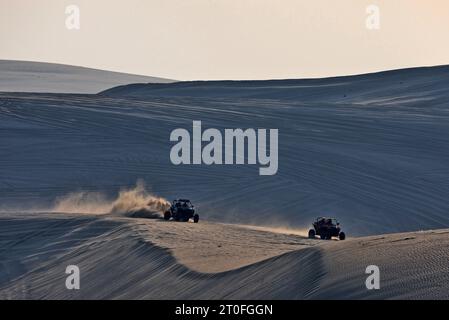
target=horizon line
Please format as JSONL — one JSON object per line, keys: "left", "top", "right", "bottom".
{"left": 2, "top": 58, "right": 448, "bottom": 83}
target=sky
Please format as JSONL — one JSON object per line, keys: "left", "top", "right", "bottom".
{"left": 1, "top": 0, "right": 449, "bottom": 80}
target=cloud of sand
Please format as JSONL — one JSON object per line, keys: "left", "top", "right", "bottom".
{"left": 52, "top": 191, "right": 112, "bottom": 214}
{"left": 237, "top": 224, "right": 309, "bottom": 237}
{"left": 52, "top": 180, "right": 170, "bottom": 218}
{"left": 109, "top": 181, "right": 170, "bottom": 218}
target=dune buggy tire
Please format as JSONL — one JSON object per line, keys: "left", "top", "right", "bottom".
{"left": 193, "top": 214, "right": 199, "bottom": 223}
{"left": 163, "top": 211, "right": 171, "bottom": 220}
{"left": 308, "top": 229, "right": 315, "bottom": 239}
{"left": 339, "top": 232, "right": 346, "bottom": 240}
{"left": 320, "top": 234, "right": 326, "bottom": 240}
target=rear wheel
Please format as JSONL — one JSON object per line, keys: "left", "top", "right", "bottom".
{"left": 163, "top": 211, "right": 171, "bottom": 221}
{"left": 339, "top": 232, "right": 346, "bottom": 240}
{"left": 193, "top": 214, "right": 199, "bottom": 223}
{"left": 320, "top": 234, "right": 326, "bottom": 240}
{"left": 308, "top": 229, "right": 315, "bottom": 239}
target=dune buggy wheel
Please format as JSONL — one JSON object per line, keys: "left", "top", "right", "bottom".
{"left": 308, "top": 229, "right": 315, "bottom": 239}
{"left": 339, "top": 232, "right": 346, "bottom": 240}
{"left": 193, "top": 214, "right": 199, "bottom": 223}
{"left": 320, "top": 234, "right": 326, "bottom": 240}
{"left": 163, "top": 211, "right": 171, "bottom": 220}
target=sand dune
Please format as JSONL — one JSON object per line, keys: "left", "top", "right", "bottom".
{"left": 101, "top": 65, "right": 449, "bottom": 102}
{"left": 1, "top": 64, "right": 449, "bottom": 299}
{"left": 2, "top": 65, "right": 449, "bottom": 235}
{"left": 0, "top": 60, "right": 173, "bottom": 94}
{"left": 0, "top": 213, "right": 447, "bottom": 299}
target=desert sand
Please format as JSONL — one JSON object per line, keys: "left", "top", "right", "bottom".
{"left": 0, "top": 60, "right": 173, "bottom": 94}
{"left": 1, "top": 61, "right": 449, "bottom": 299}
{"left": 2, "top": 65, "right": 449, "bottom": 236}
{"left": 0, "top": 213, "right": 447, "bottom": 299}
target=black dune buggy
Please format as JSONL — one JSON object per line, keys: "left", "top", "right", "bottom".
{"left": 164, "top": 199, "right": 199, "bottom": 223}
{"left": 308, "top": 217, "right": 345, "bottom": 240}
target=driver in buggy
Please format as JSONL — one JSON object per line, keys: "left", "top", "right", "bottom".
{"left": 317, "top": 218, "right": 334, "bottom": 229}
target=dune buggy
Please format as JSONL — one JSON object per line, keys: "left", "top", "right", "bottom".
{"left": 164, "top": 199, "right": 199, "bottom": 223}
{"left": 308, "top": 217, "right": 345, "bottom": 240}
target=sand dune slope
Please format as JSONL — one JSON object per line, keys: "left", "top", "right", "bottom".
{"left": 310, "top": 230, "right": 449, "bottom": 299}
{"left": 0, "top": 60, "right": 173, "bottom": 94}
{"left": 0, "top": 214, "right": 447, "bottom": 299}
{"left": 101, "top": 65, "right": 449, "bottom": 102}
{"left": 2, "top": 65, "right": 449, "bottom": 235}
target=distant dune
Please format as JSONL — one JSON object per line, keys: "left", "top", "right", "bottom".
{"left": 0, "top": 60, "right": 173, "bottom": 94}
{"left": 101, "top": 65, "right": 449, "bottom": 102}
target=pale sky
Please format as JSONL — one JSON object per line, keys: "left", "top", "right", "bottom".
{"left": 1, "top": 0, "right": 449, "bottom": 80}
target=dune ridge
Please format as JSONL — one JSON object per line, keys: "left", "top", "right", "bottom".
{"left": 0, "top": 60, "right": 173, "bottom": 94}
{"left": 1, "top": 214, "right": 447, "bottom": 299}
